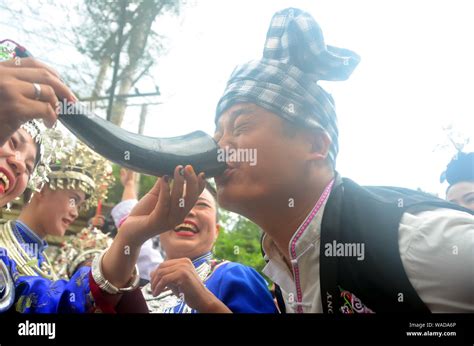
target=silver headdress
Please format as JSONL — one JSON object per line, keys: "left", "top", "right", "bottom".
{"left": 28, "top": 127, "right": 114, "bottom": 210}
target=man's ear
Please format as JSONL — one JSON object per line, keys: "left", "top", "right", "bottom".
{"left": 215, "top": 224, "right": 221, "bottom": 239}
{"left": 305, "top": 129, "right": 331, "bottom": 162}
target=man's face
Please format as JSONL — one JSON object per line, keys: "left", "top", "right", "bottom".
{"left": 213, "top": 103, "right": 314, "bottom": 215}
{"left": 35, "top": 186, "right": 86, "bottom": 237}
{"left": 0, "top": 128, "right": 37, "bottom": 207}
{"left": 447, "top": 181, "right": 474, "bottom": 211}
{"left": 160, "top": 188, "right": 219, "bottom": 259}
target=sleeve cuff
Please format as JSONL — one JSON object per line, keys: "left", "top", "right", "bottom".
{"left": 88, "top": 270, "right": 116, "bottom": 313}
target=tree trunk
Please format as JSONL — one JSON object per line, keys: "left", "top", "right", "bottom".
{"left": 92, "top": 55, "right": 111, "bottom": 98}
{"left": 109, "top": 1, "right": 165, "bottom": 126}
{"left": 138, "top": 104, "right": 148, "bottom": 135}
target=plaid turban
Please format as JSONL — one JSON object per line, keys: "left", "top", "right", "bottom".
{"left": 215, "top": 8, "right": 360, "bottom": 165}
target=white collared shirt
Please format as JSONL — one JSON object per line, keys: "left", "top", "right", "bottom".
{"left": 262, "top": 188, "right": 474, "bottom": 313}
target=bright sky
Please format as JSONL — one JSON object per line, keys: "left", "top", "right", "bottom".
{"left": 1, "top": 0, "right": 473, "bottom": 197}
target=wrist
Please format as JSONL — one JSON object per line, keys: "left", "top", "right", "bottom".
{"left": 117, "top": 222, "right": 147, "bottom": 248}
{"left": 93, "top": 250, "right": 140, "bottom": 294}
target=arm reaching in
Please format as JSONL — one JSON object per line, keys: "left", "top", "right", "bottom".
{"left": 101, "top": 165, "right": 206, "bottom": 291}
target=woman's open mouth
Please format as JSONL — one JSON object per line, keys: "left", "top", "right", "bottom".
{"left": 174, "top": 220, "right": 200, "bottom": 237}
{"left": 0, "top": 167, "right": 15, "bottom": 195}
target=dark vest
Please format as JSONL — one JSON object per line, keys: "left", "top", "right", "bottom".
{"left": 270, "top": 178, "right": 473, "bottom": 313}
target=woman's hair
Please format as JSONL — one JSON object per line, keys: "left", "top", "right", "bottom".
{"left": 443, "top": 152, "right": 474, "bottom": 194}
{"left": 22, "top": 187, "right": 33, "bottom": 205}
{"left": 204, "top": 181, "right": 219, "bottom": 222}
{"left": 33, "top": 142, "right": 41, "bottom": 168}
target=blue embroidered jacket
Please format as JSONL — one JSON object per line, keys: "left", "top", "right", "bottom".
{"left": 0, "top": 220, "right": 94, "bottom": 313}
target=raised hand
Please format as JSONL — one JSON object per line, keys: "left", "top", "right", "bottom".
{"left": 149, "top": 258, "right": 231, "bottom": 313}
{"left": 119, "top": 168, "right": 135, "bottom": 187}
{"left": 119, "top": 165, "right": 206, "bottom": 246}
{"left": 0, "top": 57, "right": 77, "bottom": 145}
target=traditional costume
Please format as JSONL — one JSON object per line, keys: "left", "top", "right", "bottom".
{"left": 49, "top": 227, "right": 113, "bottom": 280}
{"left": 0, "top": 120, "right": 43, "bottom": 312}
{"left": 0, "top": 130, "right": 119, "bottom": 313}
{"left": 141, "top": 252, "right": 277, "bottom": 313}
{"left": 215, "top": 8, "right": 474, "bottom": 313}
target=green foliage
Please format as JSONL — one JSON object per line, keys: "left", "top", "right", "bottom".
{"left": 105, "top": 164, "right": 123, "bottom": 204}
{"left": 138, "top": 174, "right": 159, "bottom": 199}
{"left": 213, "top": 210, "right": 268, "bottom": 280}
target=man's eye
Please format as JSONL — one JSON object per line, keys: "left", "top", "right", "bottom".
{"left": 233, "top": 123, "right": 248, "bottom": 135}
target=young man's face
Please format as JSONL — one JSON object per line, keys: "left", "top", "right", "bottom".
{"left": 213, "top": 103, "right": 316, "bottom": 215}
{"left": 0, "top": 128, "right": 37, "bottom": 207}
{"left": 447, "top": 181, "right": 474, "bottom": 211}
{"left": 160, "top": 188, "right": 219, "bottom": 259}
{"left": 34, "top": 186, "right": 86, "bottom": 237}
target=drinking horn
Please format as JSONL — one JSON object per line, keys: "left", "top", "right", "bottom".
{"left": 16, "top": 46, "right": 227, "bottom": 177}
{"left": 59, "top": 106, "right": 227, "bottom": 177}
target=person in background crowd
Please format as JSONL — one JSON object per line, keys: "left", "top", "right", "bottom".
{"left": 442, "top": 152, "right": 474, "bottom": 211}
{"left": 0, "top": 121, "right": 42, "bottom": 209}
{"left": 0, "top": 132, "right": 118, "bottom": 313}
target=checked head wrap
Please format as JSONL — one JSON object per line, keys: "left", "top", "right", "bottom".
{"left": 215, "top": 8, "right": 360, "bottom": 165}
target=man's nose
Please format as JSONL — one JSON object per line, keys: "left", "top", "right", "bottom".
{"left": 216, "top": 131, "right": 236, "bottom": 150}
